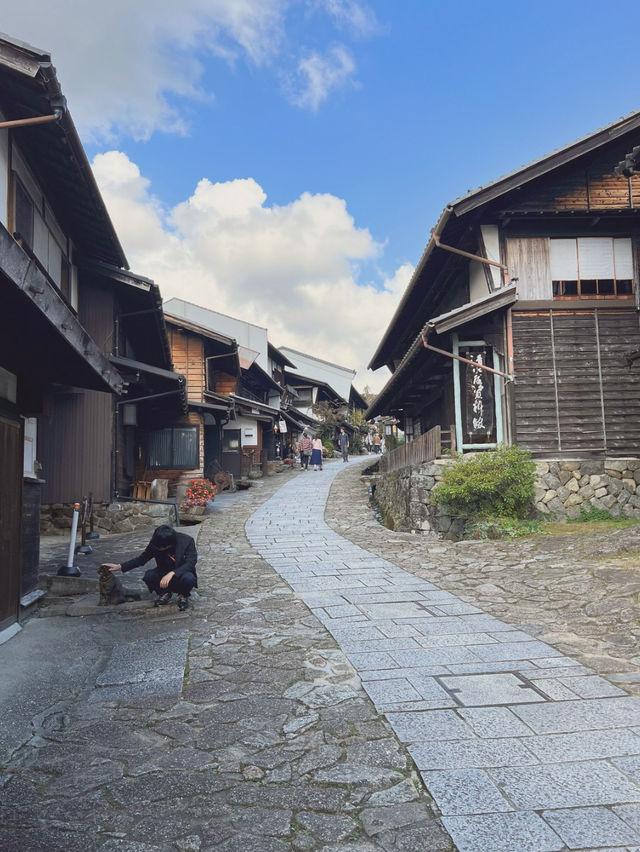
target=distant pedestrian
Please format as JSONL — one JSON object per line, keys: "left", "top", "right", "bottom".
{"left": 365, "top": 433, "right": 372, "bottom": 453}
{"left": 338, "top": 427, "right": 349, "bottom": 462}
{"left": 298, "top": 433, "right": 312, "bottom": 469}
{"left": 310, "top": 435, "right": 323, "bottom": 471}
{"left": 103, "top": 525, "right": 197, "bottom": 611}
{"left": 381, "top": 436, "right": 386, "bottom": 453}
{"left": 373, "top": 432, "right": 381, "bottom": 454}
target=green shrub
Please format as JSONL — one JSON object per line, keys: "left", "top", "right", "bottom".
{"left": 431, "top": 445, "right": 536, "bottom": 520}
{"left": 567, "top": 504, "right": 616, "bottom": 523}
{"left": 350, "top": 432, "right": 364, "bottom": 454}
{"left": 323, "top": 441, "right": 335, "bottom": 458}
{"left": 464, "top": 516, "right": 543, "bottom": 540}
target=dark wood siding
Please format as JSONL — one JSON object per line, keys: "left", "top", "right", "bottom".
{"left": 39, "top": 388, "right": 113, "bottom": 503}
{"left": 500, "top": 138, "right": 640, "bottom": 215}
{"left": 512, "top": 309, "right": 640, "bottom": 456}
{"left": 79, "top": 280, "right": 113, "bottom": 354}
{"left": 598, "top": 312, "right": 640, "bottom": 451}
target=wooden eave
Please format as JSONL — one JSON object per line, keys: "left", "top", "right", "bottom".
{"left": 82, "top": 260, "right": 173, "bottom": 370}
{"left": 370, "top": 108, "right": 640, "bottom": 373}
{"left": 268, "top": 342, "right": 296, "bottom": 369}
{"left": 0, "top": 223, "right": 123, "bottom": 394}
{"left": 427, "top": 285, "right": 518, "bottom": 336}
{"left": 0, "top": 34, "right": 127, "bottom": 267}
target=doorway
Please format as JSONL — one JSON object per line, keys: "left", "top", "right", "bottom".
{"left": 221, "top": 429, "right": 241, "bottom": 478}
{"left": 0, "top": 414, "right": 23, "bottom": 631}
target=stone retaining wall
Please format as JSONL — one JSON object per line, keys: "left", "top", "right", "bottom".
{"left": 370, "top": 456, "right": 640, "bottom": 536}
{"left": 40, "top": 501, "right": 175, "bottom": 535}
{"left": 534, "top": 458, "right": 640, "bottom": 520}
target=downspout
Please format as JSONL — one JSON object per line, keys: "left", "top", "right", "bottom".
{"left": 431, "top": 230, "right": 511, "bottom": 286}
{"left": 421, "top": 335, "right": 513, "bottom": 381}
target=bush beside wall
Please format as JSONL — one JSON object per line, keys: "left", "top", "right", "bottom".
{"left": 371, "top": 455, "right": 640, "bottom": 538}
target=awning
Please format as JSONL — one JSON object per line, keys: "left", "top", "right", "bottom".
{"left": 367, "top": 288, "right": 517, "bottom": 420}
{"left": 189, "top": 400, "right": 233, "bottom": 415}
{"left": 109, "top": 355, "right": 186, "bottom": 411}
{"left": 230, "top": 394, "right": 280, "bottom": 417}
{"left": 279, "top": 408, "right": 305, "bottom": 430}
{"left": 426, "top": 285, "right": 518, "bottom": 335}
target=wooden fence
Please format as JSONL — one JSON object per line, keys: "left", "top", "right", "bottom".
{"left": 377, "top": 425, "right": 442, "bottom": 474}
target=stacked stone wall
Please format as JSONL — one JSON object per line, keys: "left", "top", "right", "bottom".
{"left": 371, "top": 456, "right": 640, "bottom": 536}
{"left": 534, "top": 459, "right": 640, "bottom": 520}
{"left": 40, "top": 501, "right": 175, "bottom": 536}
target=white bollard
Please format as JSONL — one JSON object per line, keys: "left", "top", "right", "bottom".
{"left": 57, "top": 502, "right": 81, "bottom": 576}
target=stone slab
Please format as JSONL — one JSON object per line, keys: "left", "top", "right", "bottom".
{"left": 525, "top": 729, "right": 640, "bottom": 763}
{"left": 458, "top": 707, "right": 535, "bottom": 739}
{"left": 440, "top": 673, "right": 547, "bottom": 707}
{"left": 542, "top": 806, "right": 640, "bottom": 848}
{"left": 385, "top": 710, "right": 474, "bottom": 743}
{"left": 512, "top": 698, "right": 640, "bottom": 734}
{"left": 442, "top": 811, "right": 564, "bottom": 852}
{"left": 409, "top": 737, "right": 538, "bottom": 770}
{"left": 90, "top": 634, "right": 188, "bottom": 702}
{"left": 422, "top": 768, "right": 513, "bottom": 816}
{"left": 358, "top": 602, "right": 431, "bottom": 620}
{"left": 492, "top": 760, "right": 640, "bottom": 810}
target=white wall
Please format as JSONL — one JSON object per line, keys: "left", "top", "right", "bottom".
{"left": 279, "top": 347, "right": 355, "bottom": 402}
{"left": 223, "top": 415, "right": 259, "bottom": 447}
{"left": 164, "top": 298, "right": 269, "bottom": 372}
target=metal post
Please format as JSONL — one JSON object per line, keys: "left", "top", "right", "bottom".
{"left": 57, "top": 503, "right": 81, "bottom": 576}
{"left": 76, "top": 497, "right": 93, "bottom": 555}
{"left": 87, "top": 492, "right": 100, "bottom": 539}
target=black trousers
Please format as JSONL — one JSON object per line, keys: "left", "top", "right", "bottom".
{"left": 143, "top": 568, "right": 197, "bottom": 596}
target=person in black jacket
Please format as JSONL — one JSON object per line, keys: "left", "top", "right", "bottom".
{"left": 104, "top": 525, "right": 197, "bottom": 611}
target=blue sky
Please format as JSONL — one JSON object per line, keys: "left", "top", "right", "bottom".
{"left": 4, "top": 0, "right": 639, "bottom": 388}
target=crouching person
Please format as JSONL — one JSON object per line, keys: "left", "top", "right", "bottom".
{"left": 104, "top": 525, "right": 197, "bottom": 611}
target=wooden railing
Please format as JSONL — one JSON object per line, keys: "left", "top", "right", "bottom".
{"left": 377, "top": 425, "right": 442, "bottom": 474}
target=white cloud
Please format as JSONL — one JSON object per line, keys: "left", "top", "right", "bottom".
{"left": 312, "top": 0, "right": 381, "bottom": 38}
{"left": 3, "top": 0, "right": 377, "bottom": 139}
{"left": 290, "top": 45, "right": 357, "bottom": 111}
{"left": 93, "top": 151, "right": 410, "bottom": 391}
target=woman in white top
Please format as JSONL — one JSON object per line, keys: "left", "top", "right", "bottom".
{"left": 310, "top": 436, "right": 323, "bottom": 471}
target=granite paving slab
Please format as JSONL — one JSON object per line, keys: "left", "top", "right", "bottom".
{"left": 245, "top": 458, "right": 640, "bottom": 849}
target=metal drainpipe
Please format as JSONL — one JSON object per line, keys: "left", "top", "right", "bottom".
{"left": 431, "top": 231, "right": 510, "bottom": 286}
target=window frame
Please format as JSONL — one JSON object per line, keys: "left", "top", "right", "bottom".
{"left": 147, "top": 426, "right": 199, "bottom": 470}
{"left": 551, "top": 236, "right": 635, "bottom": 300}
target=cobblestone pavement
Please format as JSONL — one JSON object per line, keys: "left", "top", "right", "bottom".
{"left": 0, "top": 464, "right": 452, "bottom": 852}
{"left": 328, "top": 463, "right": 640, "bottom": 696}
{"left": 246, "top": 459, "right": 640, "bottom": 851}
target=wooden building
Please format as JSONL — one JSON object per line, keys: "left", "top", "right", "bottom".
{"left": 368, "top": 110, "right": 640, "bottom": 459}
{"left": 162, "top": 300, "right": 299, "bottom": 481}
{"left": 280, "top": 347, "right": 367, "bottom": 420}
{"left": 0, "top": 34, "right": 183, "bottom": 639}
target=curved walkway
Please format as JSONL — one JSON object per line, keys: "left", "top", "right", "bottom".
{"left": 247, "top": 460, "right": 640, "bottom": 852}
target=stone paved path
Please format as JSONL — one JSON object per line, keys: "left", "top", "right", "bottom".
{"left": 247, "top": 461, "right": 640, "bottom": 852}
{"left": 0, "top": 466, "right": 452, "bottom": 852}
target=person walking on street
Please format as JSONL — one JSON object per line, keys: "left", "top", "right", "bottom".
{"left": 338, "top": 427, "right": 349, "bottom": 462}
{"left": 298, "top": 433, "right": 312, "bottom": 469}
{"left": 103, "top": 525, "right": 197, "bottom": 611}
{"left": 373, "top": 432, "right": 382, "bottom": 454}
{"left": 310, "top": 435, "right": 323, "bottom": 471}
